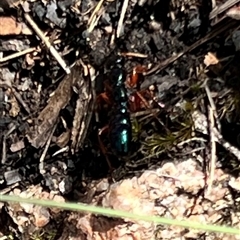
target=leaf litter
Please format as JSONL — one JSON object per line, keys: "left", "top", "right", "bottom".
{"left": 2, "top": 0, "right": 240, "bottom": 239}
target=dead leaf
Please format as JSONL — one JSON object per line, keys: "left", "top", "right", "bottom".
{"left": 203, "top": 52, "right": 219, "bottom": 67}
{"left": 71, "top": 65, "right": 93, "bottom": 153}
{"left": 26, "top": 66, "right": 79, "bottom": 148}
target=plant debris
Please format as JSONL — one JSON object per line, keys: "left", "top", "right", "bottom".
{"left": 2, "top": 0, "right": 240, "bottom": 239}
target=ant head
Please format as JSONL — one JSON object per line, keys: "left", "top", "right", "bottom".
{"left": 105, "top": 53, "right": 125, "bottom": 71}
{"left": 115, "top": 54, "right": 125, "bottom": 65}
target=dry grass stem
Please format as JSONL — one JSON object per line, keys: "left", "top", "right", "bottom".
{"left": 87, "top": 0, "right": 105, "bottom": 33}
{"left": 206, "top": 107, "right": 217, "bottom": 196}
{"left": 24, "top": 13, "right": 70, "bottom": 74}
{"left": 0, "top": 47, "right": 36, "bottom": 63}
{"left": 116, "top": 0, "right": 129, "bottom": 38}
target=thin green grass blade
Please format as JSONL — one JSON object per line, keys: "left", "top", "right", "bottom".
{"left": 0, "top": 194, "right": 239, "bottom": 236}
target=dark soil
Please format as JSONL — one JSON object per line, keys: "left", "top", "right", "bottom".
{"left": 1, "top": 0, "right": 240, "bottom": 239}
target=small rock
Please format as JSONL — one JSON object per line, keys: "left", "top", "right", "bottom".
{"left": 19, "top": 202, "right": 34, "bottom": 214}
{"left": 10, "top": 140, "right": 25, "bottom": 152}
{"left": 46, "top": 1, "right": 66, "bottom": 28}
{"left": 4, "top": 169, "right": 22, "bottom": 185}
{"left": 33, "top": 206, "right": 50, "bottom": 227}
{"left": 51, "top": 195, "right": 65, "bottom": 214}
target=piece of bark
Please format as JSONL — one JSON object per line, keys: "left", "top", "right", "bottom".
{"left": 27, "top": 66, "right": 80, "bottom": 148}
{"left": 70, "top": 71, "right": 93, "bottom": 152}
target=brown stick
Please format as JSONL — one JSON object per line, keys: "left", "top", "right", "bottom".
{"left": 145, "top": 19, "right": 238, "bottom": 76}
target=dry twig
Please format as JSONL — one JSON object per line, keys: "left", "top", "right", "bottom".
{"left": 213, "top": 128, "right": 240, "bottom": 161}
{"left": 116, "top": 0, "right": 129, "bottom": 38}
{"left": 71, "top": 64, "right": 93, "bottom": 153}
{"left": 27, "top": 67, "right": 76, "bottom": 148}
{"left": 120, "top": 52, "right": 148, "bottom": 58}
{"left": 1, "top": 135, "right": 6, "bottom": 164}
{"left": 11, "top": 88, "right": 31, "bottom": 114}
{"left": 193, "top": 110, "right": 240, "bottom": 162}
{"left": 39, "top": 124, "right": 57, "bottom": 175}
{"left": 206, "top": 107, "right": 216, "bottom": 196}
{"left": 1, "top": 124, "right": 17, "bottom": 164}
{"left": 209, "top": 0, "right": 240, "bottom": 19}
{"left": 24, "top": 13, "right": 70, "bottom": 74}
{"left": 87, "top": 0, "right": 105, "bottom": 33}
{"left": 204, "top": 80, "right": 221, "bottom": 132}
{"left": 52, "top": 146, "right": 69, "bottom": 157}
{"left": 0, "top": 47, "right": 36, "bottom": 63}
{"left": 146, "top": 19, "right": 238, "bottom": 76}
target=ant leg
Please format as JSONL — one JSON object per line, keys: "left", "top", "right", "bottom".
{"left": 96, "top": 92, "right": 112, "bottom": 106}
{"left": 135, "top": 90, "right": 151, "bottom": 109}
{"left": 96, "top": 79, "right": 114, "bottom": 107}
{"left": 129, "top": 89, "right": 152, "bottom": 112}
{"left": 95, "top": 91, "right": 112, "bottom": 124}
{"left": 126, "top": 65, "right": 152, "bottom": 112}
{"left": 98, "top": 125, "right": 113, "bottom": 171}
{"left": 126, "top": 65, "right": 147, "bottom": 88}
{"left": 96, "top": 89, "right": 115, "bottom": 171}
